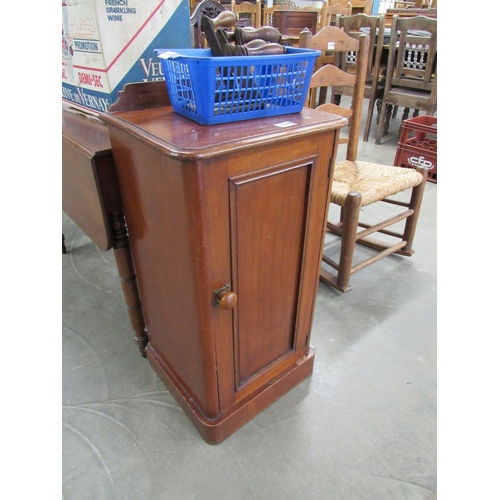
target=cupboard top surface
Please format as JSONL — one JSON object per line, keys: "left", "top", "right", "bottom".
{"left": 101, "top": 105, "right": 346, "bottom": 160}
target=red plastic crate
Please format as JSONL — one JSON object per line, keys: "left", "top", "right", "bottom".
{"left": 394, "top": 115, "right": 437, "bottom": 183}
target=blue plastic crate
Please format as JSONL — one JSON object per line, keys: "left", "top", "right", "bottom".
{"left": 156, "top": 47, "right": 320, "bottom": 125}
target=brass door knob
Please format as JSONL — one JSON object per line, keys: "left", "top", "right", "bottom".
{"left": 213, "top": 284, "right": 238, "bottom": 310}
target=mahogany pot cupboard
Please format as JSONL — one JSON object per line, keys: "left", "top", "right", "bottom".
{"left": 66, "top": 81, "right": 346, "bottom": 443}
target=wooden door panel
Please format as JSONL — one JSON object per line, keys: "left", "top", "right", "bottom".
{"left": 229, "top": 161, "right": 312, "bottom": 390}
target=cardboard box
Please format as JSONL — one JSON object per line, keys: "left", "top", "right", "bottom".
{"left": 62, "top": 0, "right": 191, "bottom": 115}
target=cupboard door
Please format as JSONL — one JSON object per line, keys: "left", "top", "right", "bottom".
{"left": 217, "top": 153, "right": 324, "bottom": 410}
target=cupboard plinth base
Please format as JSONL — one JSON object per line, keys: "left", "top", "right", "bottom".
{"left": 146, "top": 343, "right": 315, "bottom": 445}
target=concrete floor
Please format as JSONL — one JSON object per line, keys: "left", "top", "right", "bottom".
{"left": 62, "top": 106, "right": 437, "bottom": 499}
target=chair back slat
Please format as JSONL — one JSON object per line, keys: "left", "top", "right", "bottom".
{"left": 309, "top": 64, "right": 357, "bottom": 89}
{"left": 300, "top": 26, "right": 369, "bottom": 160}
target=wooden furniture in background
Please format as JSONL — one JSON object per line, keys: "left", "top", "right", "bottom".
{"left": 231, "top": 0, "right": 261, "bottom": 27}
{"left": 300, "top": 27, "right": 427, "bottom": 293}
{"left": 375, "top": 15, "right": 437, "bottom": 144}
{"left": 100, "top": 81, "right": 346, "bottom": 443}
{"left": 62, "top": 104, "right": 149, "bottom": 357}
{"left": 350, "top": 0, "right": 373, "bottom": 15}
{"left": 328, "top": 0, "right": 351, "bottom": 6}
{"left": 384, "top": 7, "right": 437, "bottom": 27}
{"left": 296, "top": 4, "right": 327, "bottom": 32}
{"left": 323, "top": 3, "right": 352, "bottom": 27}
{"left": 273, "top": 8, "right": 320, "bottom": 36}
{"left": 394, "top": 1, "right": 416, "bottom": 8}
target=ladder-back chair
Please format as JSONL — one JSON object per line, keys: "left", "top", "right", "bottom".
{"left": 300, "top": 26, "right": 427, "bottom": 292}
{"left": 375, "top": 15, "right": 437, "bottom": 144}
{"left": 231, "top": 0, "right": 261, "bottom": 28}
{"left": 335, "top": 13, "right": 386, "bottom": 141}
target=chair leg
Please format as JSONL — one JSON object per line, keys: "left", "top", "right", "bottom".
{"left": 339, "top": 205, "right": 347, "bottom": 226}
{"left": 375, "top": 100, "right": 388, "bottom": 144}
{"left": 336, "top": 192, "right": 362, "bottom": 290}
{"left": 401, "top": 167, "right": 427, "bottom": 254}
{"left": 383, "top": 104, "right": 393, "bottom": 136}
{"left": 363, "top": 96, "right": 376, "bottom": 142}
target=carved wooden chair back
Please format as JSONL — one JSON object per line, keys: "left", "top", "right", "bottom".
{"left": 335, "top": 13, "right": 386, "bottom": 141}
{"left": 300, "top": 26, "right": 368, "bottom": 160}
{"left": 190, "top": 0, "right": 227, "bottom": 48}
{"left": 375, "top": 14, "right": 437, "bottom": 143}
{"left": 231, "top": 0, "right": 262, "bottom": 28}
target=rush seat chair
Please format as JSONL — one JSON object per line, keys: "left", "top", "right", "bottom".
{"left": 300, "top": 26, "right": 427, "bottom": 292}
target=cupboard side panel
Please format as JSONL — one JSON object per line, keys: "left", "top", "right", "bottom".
{"left": 106, "top": 128, "right": 219, "bottom": 417}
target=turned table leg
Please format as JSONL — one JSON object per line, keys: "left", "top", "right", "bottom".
{"left": 383, "top": 104, "right": 393, "bottom": 136}
{"left": 110, "top": 210, "right": 149, "bottom": 358}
